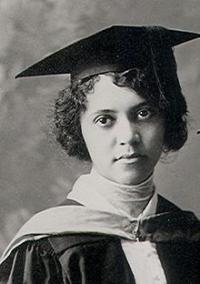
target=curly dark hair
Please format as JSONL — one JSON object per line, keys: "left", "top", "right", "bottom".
{"left": 54, "top": 64, "right": 188, "bottom": 161}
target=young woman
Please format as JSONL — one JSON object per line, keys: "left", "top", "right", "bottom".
{"left": 0, "top": 25, "right": 200, "bottom": 283}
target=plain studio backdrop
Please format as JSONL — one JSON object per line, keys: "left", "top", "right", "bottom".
{"left": 0, "top": 0, "right": 199, "bottom": 253}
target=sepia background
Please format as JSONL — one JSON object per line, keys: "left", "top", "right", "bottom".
{"left": 0, "top": 0, "right": 200, "bottom": 254}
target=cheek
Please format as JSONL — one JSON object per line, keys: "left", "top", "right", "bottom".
{"left": 143, "top": 124, "right": 164, "bottom": 153}
{"left": 81, "top": 122, "right": 108, "bottom": 162}
{"left": 81, "top": 132, "right": 114, "bottom": 169}
{"left": 84, "top": 133, "right": 112, "bottom": 159}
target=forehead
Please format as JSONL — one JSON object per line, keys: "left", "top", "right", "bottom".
{"left": 85, "top": 75, "right": 146, "bottom": 112}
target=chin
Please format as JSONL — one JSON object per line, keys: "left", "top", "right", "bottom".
{"left": 111, "top": 172, "right": 147, "bottom": 186}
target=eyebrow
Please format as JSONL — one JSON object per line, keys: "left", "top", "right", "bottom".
{"left": 90, "top": 102, "right": 151, "bottom": 116}
{"left": 91, "top": 109, "right": 117, "bottom": 115}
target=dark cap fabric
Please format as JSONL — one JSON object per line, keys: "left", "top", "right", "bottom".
{"left": 15, "top": 25, "right": 200, "bottom": 80}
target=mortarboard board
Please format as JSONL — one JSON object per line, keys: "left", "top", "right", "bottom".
{"left": 15, "top": 25, "right": 200, "bottom": 81}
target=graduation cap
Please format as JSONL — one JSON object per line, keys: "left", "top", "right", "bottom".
{"left": 15, "top": 25, "right": 200, "bottom": 81}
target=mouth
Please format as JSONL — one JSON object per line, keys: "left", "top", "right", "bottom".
{"left": 115, "top": 153, "right": 145, "bottom": 164}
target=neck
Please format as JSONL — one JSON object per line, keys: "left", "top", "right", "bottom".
{"left": 89, "top": 168, "right": 155, "bottom": 218}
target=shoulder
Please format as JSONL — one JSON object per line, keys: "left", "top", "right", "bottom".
{"left": 0, "top": 199, "right": 123, "bottom": 265}
{"left": 157, "top": 194, "right": 199, "bottom": 221}
{"left": 157, "top": 194, "right": 182, "bottom": 212}
{"left": 0, "top": 200, "right": 82, "bottom": 266}
{"left": 156, "top": 194, "right": 200, "bottom": 240}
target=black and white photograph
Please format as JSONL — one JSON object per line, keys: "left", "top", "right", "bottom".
{"left": 0, "top": 0, "right": 200, "bottom": 283}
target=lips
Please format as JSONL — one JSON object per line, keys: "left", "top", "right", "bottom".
{"left": 115, "top": 153, "right": 144, "bottom": 162}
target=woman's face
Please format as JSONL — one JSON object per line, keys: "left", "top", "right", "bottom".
{"left": 81, "top": 75, "right": 165, "bottom": 185}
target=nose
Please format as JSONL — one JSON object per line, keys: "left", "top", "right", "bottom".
{"left": 115, "top": 117, "right": 141, "bottom": 146}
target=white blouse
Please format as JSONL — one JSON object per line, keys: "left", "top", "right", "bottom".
{"left": 122, "top": 240, "right": 167, "bottom": 283}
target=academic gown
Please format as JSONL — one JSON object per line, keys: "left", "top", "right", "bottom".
{"left": 0, "top": 195, "right": 200, "bottom": 284}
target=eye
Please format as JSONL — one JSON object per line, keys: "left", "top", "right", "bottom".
{"left": 95, "top": 115, "right": 114, "bottom": 127}
{"left": 137, "top": 108, "right": 156, "bottom": 121}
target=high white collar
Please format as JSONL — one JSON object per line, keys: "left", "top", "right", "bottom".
{"left": 68, "top": 168, "right": 157, "bottom": 220}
